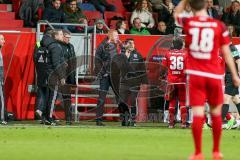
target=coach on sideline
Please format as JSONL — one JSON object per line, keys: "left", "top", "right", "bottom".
{"left": 0, "top": 34, "right": 7, "bottom": 125}
{"left": 42, "top": 29, "right": 66, "bottom": 125}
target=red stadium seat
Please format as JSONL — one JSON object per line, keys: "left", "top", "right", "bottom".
{"left": 104, "top": 11, "right": 124, "bottom": 26}
{"left": 0, "top": 19, "right": 23, "bottom": 27}
{"left": 0, "top": 4, "right": 8, "bottom": 11}
{"left": 153, "top": 12, "right": 159, "bottom": 25}
{"left": 106, "top": 0, "right": 126, "bottom": 14}
{"left": 0, "top": 12, "right": 15, "bottom": 20}
{"left": 0, "top": 27, "right": 34, "bottom": 32}
{"left": 82, "top": 10, "right": 102, "bottom": 25}
{"left": 124, "top": 12, "right": 132, "bottom": 27}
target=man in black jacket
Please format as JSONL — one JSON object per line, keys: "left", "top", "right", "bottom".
{"left": 34, "top": 29, "right": 53, "bottom": 122}
{"left": 61, "top": 29, "right": 76, "bottom": 125}
{"left": 206, "top": 0, "right": 219, "bottom": 19}
{"left": 111, "top": 38, "right": 148, "bottom": 126}
{"left": 94, "top": 29, "right": 121, "bottom": 126}
{"left": 42, "top": 0, "right": 65, "bottom": 24}
{"left": 41, "top": 29, "right": 66, "bottom": 125}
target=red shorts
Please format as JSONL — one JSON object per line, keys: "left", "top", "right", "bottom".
{"left": 165, "top": 83, "right": 186, "bottom": 106}
{"left": 187, "top": 74, "right": 224, "bottom": 106}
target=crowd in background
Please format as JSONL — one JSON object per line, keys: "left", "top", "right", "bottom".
{"left": 4, "top": 0, "right": 237, "bottom": 36}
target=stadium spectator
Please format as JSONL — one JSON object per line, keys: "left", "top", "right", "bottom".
{"left": 130, "top": 0, "right": 155, "bottom": 28}
{"left": 172, "top": 0, "right": 180, "bottom": 6}
{"left": 41, "top": 29, "right": 66, "bottom": 125}
{"left": 227, "top": 24, "right": 237, "bottom": 37}
{"left": 18, "top": 0, "right": 44, "bottom": 27}
{"left": 157, "top": 0, "right": 175, "bottom": 23}
{"left": 0, "top": 34, "right": 6, "bottom": 125}
{"left": 61, "top": 30, "right": 76, "bottom": 125}
{"left": 44, "top": 0, "right": 52, "bottom": 8}
{"left": 150, "top": 21, "right": 168, "bottom": 35}
{"left": 157, "top": 0, "right": 175, "bottom": 34}
{"left": 42, "top": 0, "right": 65, "bottom": 23}
{"left": 151, "top": 0, "right": 163, "bottom": 11}
{"left": 111, "top": 38, "right": 147, "bottom": 126}
{"left": 116, "top": 20, "right": 130, "bottom": 34}
{"left": 77, "top": 0, "right": 96, "bottom": 11}
{"left": 89, "top": 0, "right": 116, "bottom": 14}
{"left": 221, "top": 0, "right": 240, "bottom": 36}
{"left": 122, "top": 0, "right": 138, "bottom": 12}
{"left": 0, "top": 0, "right": 12, "bottom": 4}
{"left": 206, "top": 0, "right": 219, "bottom": 19}
{"left": 89, "top": 19, "right": 108, "bottom": 34}
{"left": 63, "top": 0, "right": 87, "bottom": 32}
{"left": 94, "top": 29, "right": 121, "bottom": 126}
{"left": 130, "top": 17, "right": 151, "bottom": 35}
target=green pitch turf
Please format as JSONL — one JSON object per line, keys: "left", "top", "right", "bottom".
{"left": 0, "top": 122, "right": 240, "bottom": 160}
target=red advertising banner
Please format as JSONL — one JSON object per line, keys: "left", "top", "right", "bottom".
{"left": 1, "top": 32, "right": 36, "bottom": 119}
{"left": 1, "top": 32, "right": 240, "bottom": 120}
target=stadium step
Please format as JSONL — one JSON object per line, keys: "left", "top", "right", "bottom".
{"left": 73, "top": 103, "right": 118, "bottom": 108}
{"left": 79, "top": 113, "right": 120, "bottom": 117}
{"left": 0, "top": 12, "right": 15, "bottom": 19}
{"left": 0, "top": 27, "right": 35, "bottom": 32}
{"left": 71, "top": 94, "right": 115, "bottom": 98}
{"left": 0, "top": 4, "right": 12, "bottom": 11}
{"left": 0, "top": 19, "right": 23, "bottom": 27}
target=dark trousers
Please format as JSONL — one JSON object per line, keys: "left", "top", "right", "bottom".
{"left": 96, "top": 76, "right": 119, "bottom": 121}
{"left": 35, "top": 86, "right": 48, "bottom": 117}
{"left": 118, "top": 84, "right": 138, "bottom": 120}
{"left": 62, "top": 94, "right": 72, "bottom": 122}
{"left": 46, "top": 85, "right": 58, "bottom": 121}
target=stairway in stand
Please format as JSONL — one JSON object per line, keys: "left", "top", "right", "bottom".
{"left": 0, "top": 4, "right": 34, "bottom": 32}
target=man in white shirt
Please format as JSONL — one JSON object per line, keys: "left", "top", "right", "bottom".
{"left": 0, "top": 34, "right": 6, "bottom": 125}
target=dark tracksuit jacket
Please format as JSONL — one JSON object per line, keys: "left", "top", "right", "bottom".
{"left": 94, "top": 38, "right": 120, "bottom": 120}
{"left": 61, "top": 42, "right": 76, "bottom": 121}
{"left": 40, "top": 35, "right": 66, "bottom": 120}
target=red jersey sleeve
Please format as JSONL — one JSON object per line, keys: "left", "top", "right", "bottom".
{"left": 220, "top": 22, "right": 231, "bottom": 46}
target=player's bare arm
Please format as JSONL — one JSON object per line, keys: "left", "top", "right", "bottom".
{"left": 235, "top": 59, "right": 240, "bottom": 77}
{"left": 174, "top": 0, "right": 189, "bottom": 20}
{"left": 222, "top": 45, "right": 240, "bottom": 86}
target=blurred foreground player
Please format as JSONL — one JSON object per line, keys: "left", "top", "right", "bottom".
{"left": 175, "top": 0, "right": 240, "bottom": 160}
{"left": 162, "top": 38, "right": 187, "bottom": 128}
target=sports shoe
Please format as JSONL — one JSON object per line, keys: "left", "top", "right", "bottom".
{"left": 96, "top": 121, "right": 105, "bottom": 126}
{"left": 129, "top": 120, "right": 136, "bottom": 127}
{"left": 180, "top": 124, "right": 187, "bottom": 129}
{"left": 1, "top": 121, "right": 7, "bottom": 125}
{"left": 188, "top": 153, "right": 205, "bottom": 160}
{"left": 212, "top": 152, "right": 223, "bottom": 160}
{"left": 66, "top": 121, "right": 72, "bottom": 125}
{"left": 35, "top": 110, "right": 42, "bottom": 120}
{"left": 168, "top": 125, "right": 174, "bottom": 128}
{"left": 45, "top": 119, "right": 57, "bottom": 126}
{"left": 225, "top": 116, "right": 236, "bottom": 130}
